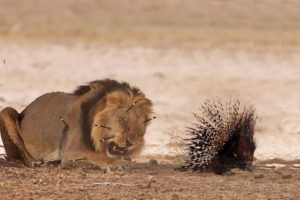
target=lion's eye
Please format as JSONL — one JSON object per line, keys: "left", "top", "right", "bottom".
{"left": 126, "top": 139, "right": 133, "bottom": 147}
{"left": 94, "top": 124, "right": 112, "bottom": 130}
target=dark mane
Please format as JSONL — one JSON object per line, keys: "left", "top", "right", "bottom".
{"left": 72, "top": 79, "right": 142, "bottom": 96}
{"left": 73, "top": 85, "right": 90, "bottom": 95}
{"left": 71, "top": 79, "right": 149, "bottom": 149}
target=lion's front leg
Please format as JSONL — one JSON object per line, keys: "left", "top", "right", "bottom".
{"left": 61, "top": 149, "right": 133, "bottom": 171}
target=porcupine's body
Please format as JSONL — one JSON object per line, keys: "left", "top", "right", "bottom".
{"left": 182, "top": 99, "right": 256, "bottom": 174}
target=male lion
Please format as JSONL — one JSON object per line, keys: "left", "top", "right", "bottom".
{"left": 0, "top": 79, "right": 153, "bottom": 169}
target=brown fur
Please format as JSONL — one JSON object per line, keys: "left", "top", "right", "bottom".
{"left": 0, "top": 79, "right": 153, "bottom": 168}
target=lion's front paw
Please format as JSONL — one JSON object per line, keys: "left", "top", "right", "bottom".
{"left": 102, "top": 159, "right": 136, "bottom": 172}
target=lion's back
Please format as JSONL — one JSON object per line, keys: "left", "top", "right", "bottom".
{"left": 20, "top": 92, "right": 75, "bottom": 161}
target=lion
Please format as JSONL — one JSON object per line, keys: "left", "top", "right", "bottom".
{"left": 0, "top": 79, "right": 153, "bottom": 169}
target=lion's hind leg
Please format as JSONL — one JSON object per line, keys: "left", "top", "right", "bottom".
{"left": 0, "top": 107, "right": 35, "bottom": 166}
{"left": 0, "top": 108, "right": 20, "bottom": 161}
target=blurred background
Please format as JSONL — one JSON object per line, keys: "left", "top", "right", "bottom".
{"left": 0, "top": 0, "right": 300, "bottom": 160}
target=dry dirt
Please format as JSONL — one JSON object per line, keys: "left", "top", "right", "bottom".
{"left": 0, "top": 158, "right": 300, "bottom": 200}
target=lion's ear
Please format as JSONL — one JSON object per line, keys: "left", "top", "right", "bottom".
{"left": 105, "top": 91, "right": 127, "bottom": 108}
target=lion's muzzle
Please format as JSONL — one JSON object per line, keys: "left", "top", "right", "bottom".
{"left": 107, "top": 141, "right": 128, "bottom": 156}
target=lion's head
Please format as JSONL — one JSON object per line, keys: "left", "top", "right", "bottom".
{"left": 76, "top": 80, "right": 153, "bottom": 158}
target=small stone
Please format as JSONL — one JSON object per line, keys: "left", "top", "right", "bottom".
{"left": 282, "top": 174, "right": 292, "bottom": 179}
{"left": 32, "top": 179, "right": 43, "bottom": 184}
{"left": 148, "top": 159, "right": 158, "bottom": 167}
{"left": 254, "top": 174, "right": 264, "bottom": 179}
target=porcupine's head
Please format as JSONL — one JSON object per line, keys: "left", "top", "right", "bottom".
{"left": 219, "top": 107, "right": 256, "bottom": 170}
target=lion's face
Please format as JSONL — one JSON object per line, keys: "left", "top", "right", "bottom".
{"left": 91, "top": 91, "right": 153, "bottom": 158}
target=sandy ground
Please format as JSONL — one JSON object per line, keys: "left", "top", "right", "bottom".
{"left": 1, "top": 43, "right": 300, "bottom": 160}
{"left": 1, "top": 0, "right": 300, "bottom": 199}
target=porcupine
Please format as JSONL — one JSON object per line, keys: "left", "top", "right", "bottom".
{"left": 181, "top": 99, "right": 257, "bottom": 174}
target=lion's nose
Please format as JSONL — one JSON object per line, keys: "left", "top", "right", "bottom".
{"left": 126, "top": 139, "right": 133, "bottom": 147}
